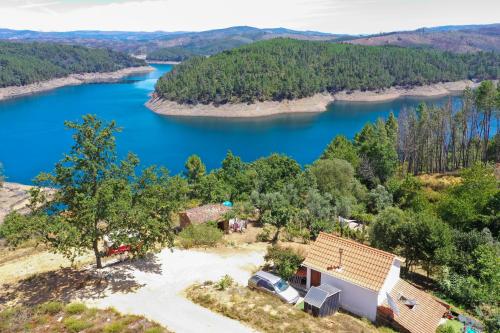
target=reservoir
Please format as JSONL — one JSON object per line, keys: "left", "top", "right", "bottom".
{"left": 0, "top": 64, "right": 461, "bottom": 184}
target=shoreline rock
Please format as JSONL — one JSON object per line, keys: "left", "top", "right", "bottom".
{"left": 0, "top": 182, "right": 55, "bottom": 224}
{"left": 146, "top": 60, "right": 181, "bottom": 65}
{"left": 0, "top": 66, "right": 155, "bottom": 101}
{"left": 146, "top": 93, "right": 335, "bottom": 118}
{"left": 146, "top": 80, "right": 487, "bottom": 118}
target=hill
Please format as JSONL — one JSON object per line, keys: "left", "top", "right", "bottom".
{"left": 153, "top": 38, "right": 499, "bottom": 105}
{"left": 348, "top": 24, "right": 500, "bottom": 53}
{"left": 0, "top": 26, "right": 340, "bottom": 60}
{"left": 0, "top": 41, "right": 145, "bottom": 87}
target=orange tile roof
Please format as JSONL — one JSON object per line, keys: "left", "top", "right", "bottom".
{"left": 302, "top": 232, "right": 396, "bottom": 291}
{"left": 378, "top": 279, "right": 447, "bottom": 333}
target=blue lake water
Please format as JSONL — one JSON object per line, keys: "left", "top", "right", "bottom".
{"left": 0, "top": 64, "right": 462, "bottom": 184}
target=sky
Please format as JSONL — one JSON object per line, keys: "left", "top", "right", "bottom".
{"left": 1, "top": 0, "right": 499, "bottom": 34}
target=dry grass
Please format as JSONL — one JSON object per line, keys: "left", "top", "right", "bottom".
{"left": 417, "top": 173, "right": 461, "bottom": 192}
{"left": 0, "top": 301, "right": 172, "bottom": 333}
{"left": 186, "top": 282, "right": 379, "bottom": 333}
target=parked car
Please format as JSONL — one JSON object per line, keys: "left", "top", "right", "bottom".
{"left": 248, "top": 271, "right": 300, "bottom": 304}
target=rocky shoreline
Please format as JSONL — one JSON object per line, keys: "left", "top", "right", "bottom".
{"left": 0, "top": 66, "right": 154, "bottom": 101}
{"left": 0, "top": 182, "right": 55, "bottom": 224}
{"left": 146, "top": 80, "right": 485, "bottom": 118}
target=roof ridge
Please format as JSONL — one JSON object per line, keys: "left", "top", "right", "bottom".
{"left": 318, "top": 232, "right": 396, "bottom": 258}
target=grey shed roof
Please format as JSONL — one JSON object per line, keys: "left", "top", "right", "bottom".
{"left": 304, "top": 284, "right": 341, "bottom": 308}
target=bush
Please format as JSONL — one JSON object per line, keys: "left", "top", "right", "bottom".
{"left": 37, "top": 301, "right": 63, "bottom": 315}
{"left": 103, "top": 321, "right": 126, "bottom": 333}
{"left": 145, "top": 327, "right": 165, "bottom": 333}
{"left": 216, "top": 275, "right": 234, "bottom": 290}
{"left": 309, "top": 219, "right": 334, "bottom": 239}
{"left": 436, "top": 323, "right": 458, "bottom": 333}
{"left": 64, "top": 302, "right": 87, "bottom": 315}
{"left": 178, "top": 223, "right": 223, "bottom": 248}
{"left": 256, "top": 223, "right": 277, "bottom": 242}
{"left": 63, "top": 317, "right": 92, "bottom": 332}
{"left": 264, "top": 246, "right": 305, "bottom": 280}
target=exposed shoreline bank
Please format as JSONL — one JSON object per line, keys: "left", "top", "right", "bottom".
{"left": 146, "top": 60, "right": 181, "bottom": 65}
{"left": 146, "top": 80, "right": 486, "bottom": 118}
{"left": 0, "top": 66, "right": 154, "bottom": 101}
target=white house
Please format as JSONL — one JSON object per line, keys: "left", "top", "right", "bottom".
{"left": 302, "top": 232, "right": 447, "bottom": 333}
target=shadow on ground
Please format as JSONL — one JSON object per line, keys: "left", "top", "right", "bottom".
{"left": 0, "top": 253, "right": 162, "bottom": 306}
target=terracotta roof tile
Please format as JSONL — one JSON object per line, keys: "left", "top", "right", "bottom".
{"left": 379, "top": 279, "right": 447, "bottom": 333}
{"left": 303, "top": 232, "right": 396, "bottom": 291}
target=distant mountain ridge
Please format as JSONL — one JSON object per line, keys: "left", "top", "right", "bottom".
{"left": 0, "top": 24, "right": 499, "bottom": 57}
{"left": 348, "top": 23, "right": 500, "bottom": 53}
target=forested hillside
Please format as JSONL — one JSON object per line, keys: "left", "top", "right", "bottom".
{"left": 147, "top": 47, "right": 196, "bottom": 62}
{"left": 155, "top": 38, "right": 499, "bottom": 105}
{"left": 0, "top": 41, "right": 145, "bottom": 87}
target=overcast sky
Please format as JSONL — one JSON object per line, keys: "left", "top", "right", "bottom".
{"left": 1, "top": 0, "right": 499, "bottom": 34}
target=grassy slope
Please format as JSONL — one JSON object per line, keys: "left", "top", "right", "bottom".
{"left": 0, "top": 301, "right": 171, "bottom": 333}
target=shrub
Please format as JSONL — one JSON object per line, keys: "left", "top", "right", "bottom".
{"left": 145, "top": 327, "right": 165, "bottom": 333}
{"left": 264, "top": 246, "right": 305, "bottom": 280}
{"left": 216, "top": 275, "right": 234, "bottom": 290}
{"left": 178, "top": 223, "right": 223, "bottom": 248}
{"left": 64, "top": 302, "right": 87, "bottom": 315}
{"left": 309, "top": 219, "right": 334, "bottom": 239}
{"left": 256, "top": 224, "right": 277, "bottom": 242}
{"left": 63, "top": 317, "right": 92, "bottom": 332}
{"left": 436, "top": 323, "right": 458, "bottom": 333}
{"left": 37, "top": 301, "right": 63, "bottom": 315}
{"left": 103, "top": 321, "right": 126, "bottom": 333}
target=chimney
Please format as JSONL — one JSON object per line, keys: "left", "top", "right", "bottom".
{"left": 339, "top": 248, "right": 343, "bottom": 269}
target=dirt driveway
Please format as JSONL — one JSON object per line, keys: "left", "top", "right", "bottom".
{"left": 83, "top": 244, "right": 266, "bottom": 333}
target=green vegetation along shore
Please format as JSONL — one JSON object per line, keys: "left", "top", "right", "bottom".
{"left": 0, "top": 41, "right": 146, "bottom": 88}
{"left": 154, "top": 38, "right": 499, "bottom": 106}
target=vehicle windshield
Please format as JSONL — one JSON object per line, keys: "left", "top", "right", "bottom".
{"left": 274, "top": 279, "right": 289, "bottom": 292}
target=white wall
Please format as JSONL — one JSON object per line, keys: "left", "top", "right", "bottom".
{"left": 377, "top": 259, "right": 401, "bottom": 305}
{"left": 320, "top": 273, "right": 379, "bottom": 321}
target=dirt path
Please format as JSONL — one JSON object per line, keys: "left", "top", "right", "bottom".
{"left": 83, "top": 245, "right": 266, "bottom": 333}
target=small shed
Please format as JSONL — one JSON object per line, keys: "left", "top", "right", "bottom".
{"left": 179, "top": 204, "right": 231, "bottom": 232}
{"left": 304, "top": 284, "right": 341, "bottom": 317}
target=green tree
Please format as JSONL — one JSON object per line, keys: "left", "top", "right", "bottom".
{"left": 321, "top": 135, "right": 360, "bottom": 169}
{"left": 251, "top": 154, "right": 301, "bottom": 193}
{"left": 369, "top": 207, "right": 406, "bottom": 251}
{"left": 367, "top": 185, "right": 393, "bottom": 213}
{"left": 184, "top": 155, "right": 206, "bottom": 185}
{"left": 356, "top": 119, "right": 398, "bottom": 186}
{"left": 197, "top": 172, "right": 231, "bottom": 203}
{"left": 1, "top": 115, "right": 176, "bottom": 268}
{"left": 264, "top": 245, "right": 305, "bottom": 280}
{"left": 310, "top": 158, "right": 355, "bottom": 199}
{"left": 439, "top": 163, "right": 498, "bottom": 232}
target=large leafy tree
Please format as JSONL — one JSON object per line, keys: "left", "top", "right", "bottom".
{"left": 321, "top": 135, "right": 360, "bottom": 169}
{"left": 438, "top": 163, "right": 498, "bottom": 233}
{"left": 1, "top": 115, "right": 178, "bottom": 268}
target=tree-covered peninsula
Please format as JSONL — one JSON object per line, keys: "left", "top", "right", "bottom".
{"left": 154, "top": 38, "right": 499, "bottom": 105}
{"left": 0, "top": 41, "right": 146, "bottom": 87}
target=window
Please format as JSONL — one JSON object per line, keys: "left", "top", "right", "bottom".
{"left": 274, "top": 279, "right": 289, "bottom": 292}
{"left": 257, "top": 279, "right": 275, "bottom": 292}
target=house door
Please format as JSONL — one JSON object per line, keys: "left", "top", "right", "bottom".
{"left": 311, "top": 269, "right": 321, "bottom": 287}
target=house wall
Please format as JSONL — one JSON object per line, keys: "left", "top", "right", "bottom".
{"left": 319, "top": 272, "right": 379, "bottom": 321}
{"left": 377, "top": 259, "right": 401, "bottom": 305}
